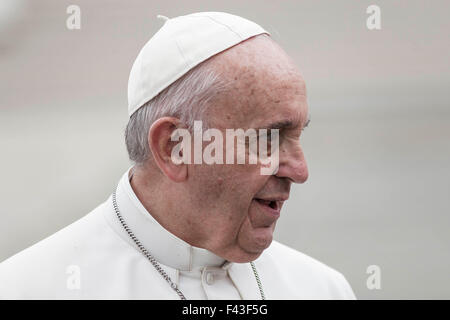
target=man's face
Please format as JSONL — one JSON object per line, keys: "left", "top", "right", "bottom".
{"left": 185, "top": 37, "right": 309, "bottom": 262}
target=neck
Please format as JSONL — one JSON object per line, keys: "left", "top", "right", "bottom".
{"left": 130, "top": 165, "right": 207, "bottom": 248}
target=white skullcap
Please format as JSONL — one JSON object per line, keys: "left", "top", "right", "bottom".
{"left": 127, "top": 11, "right": 269, "bottom": 117}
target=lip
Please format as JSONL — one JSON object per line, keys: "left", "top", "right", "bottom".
{"left": 253, "top": 198, "right": 283, "bottom": 218}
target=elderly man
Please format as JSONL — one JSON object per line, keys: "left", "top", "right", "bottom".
{"left": 0, "top": 12, "right": 355, "bottom": 299}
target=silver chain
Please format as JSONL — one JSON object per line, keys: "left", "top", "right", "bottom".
{"left": 250, "top": 261, "right": 266, "bottom": 300}
{"left": 112, "top": 191, "right": 186, "bottom": 299}
{"left": 112, "top": 190, "right": 265, "bottom": 300}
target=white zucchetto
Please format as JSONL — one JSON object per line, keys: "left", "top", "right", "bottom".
{"left": 127, "top": 11, "right": 269, "bottom": 117}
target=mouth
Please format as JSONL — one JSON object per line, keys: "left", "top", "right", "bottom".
{"left": 253, "top": 198, "right": 284, "bottom": 217}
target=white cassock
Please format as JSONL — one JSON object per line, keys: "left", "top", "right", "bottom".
{"left": 0, "top": 168, "right": 356, "bottom": 299}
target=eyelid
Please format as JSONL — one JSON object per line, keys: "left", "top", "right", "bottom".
{"left": 302, "top": 119, "right": 310, "bottom": 131}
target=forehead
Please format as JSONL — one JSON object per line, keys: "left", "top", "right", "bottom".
{"left": 205, "top": 35, "right": 309, "bottom": 129}
{"left": 212, "top": 67, "right": 308, "bottom": 130}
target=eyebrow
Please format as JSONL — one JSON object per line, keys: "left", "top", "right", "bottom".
{"left": 260, "top": 114, "right": 311, "bottom": 131}
{"left": 266, "top": 120, "right": 295, "bottom": 130}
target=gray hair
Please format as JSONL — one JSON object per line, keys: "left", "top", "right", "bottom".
{"left": 125, "top": 58, "right": 229, "bottom": 167}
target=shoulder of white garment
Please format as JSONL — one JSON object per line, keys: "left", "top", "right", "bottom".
{"left": 0, "top": 199, "right": 177, "bottom": 299}
{"left": 0, "top": 201, "right": 114, "bottom": 299}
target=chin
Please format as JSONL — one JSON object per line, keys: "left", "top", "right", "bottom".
{"left": 250, "top": 226, "right": 274, "bottom": 250}
{"left": 231, "top": 251, "right": 264, "bottom": 263}
{"left": 232, "top": 233, "right": 273, "bottom": 263}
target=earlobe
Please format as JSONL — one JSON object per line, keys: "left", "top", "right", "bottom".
{"left": 148, "top": 117, "right": 188, "bottom": 182}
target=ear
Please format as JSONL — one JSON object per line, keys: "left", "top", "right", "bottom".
{"left": 148, "top": 117, "right": 188, "bottom": 182}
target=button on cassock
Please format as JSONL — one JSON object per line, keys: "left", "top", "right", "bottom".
{"left": 206, "top": 272, "right": 214, "bottom": 285}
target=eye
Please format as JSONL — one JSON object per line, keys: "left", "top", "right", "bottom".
{"left": 302, "top": 118, "right": 310, "bottom": 131}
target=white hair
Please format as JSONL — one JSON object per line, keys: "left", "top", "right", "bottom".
{"left": 125, "top": 58, "right": 229, "bottom": 167}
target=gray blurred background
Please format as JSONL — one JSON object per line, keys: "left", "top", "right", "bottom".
{"left": 0, "top": 0, "right": 449, "bottom": 299}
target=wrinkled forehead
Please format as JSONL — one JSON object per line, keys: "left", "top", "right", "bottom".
{"left": 206, "top": 35, "right": 308, "bottom": 128}
{"left": 241, "top": 73, "right": 308, "bottom": 130}
{"left": 210, "top": 61, "right": 308, "bottom": 130}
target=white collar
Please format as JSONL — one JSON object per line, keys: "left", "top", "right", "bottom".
{"left": 106, "top": 167, "right": 229, "bottom": 272}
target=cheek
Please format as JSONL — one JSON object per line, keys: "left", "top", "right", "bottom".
{"left": 187, "top": 165, "right": 248, "bottom": 221}
{"left": 188, "top": 163, "right": 269, "bottom": 224}
{"left": 189, "top": 165, "right": 226, "bottom": 200}
{"left": 224, "top": 170, "right": 265, "bottom": 213}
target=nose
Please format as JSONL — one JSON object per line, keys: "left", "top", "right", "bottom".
{"left": 275, "top": 141, "right": 308, "bottom": 184}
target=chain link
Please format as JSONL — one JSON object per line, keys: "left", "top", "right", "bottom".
{"left": 112, "top": 190, "right": 265, "bottom": 300}
{"left": 250, "top": 261, "right": 266, "bottom": 300}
